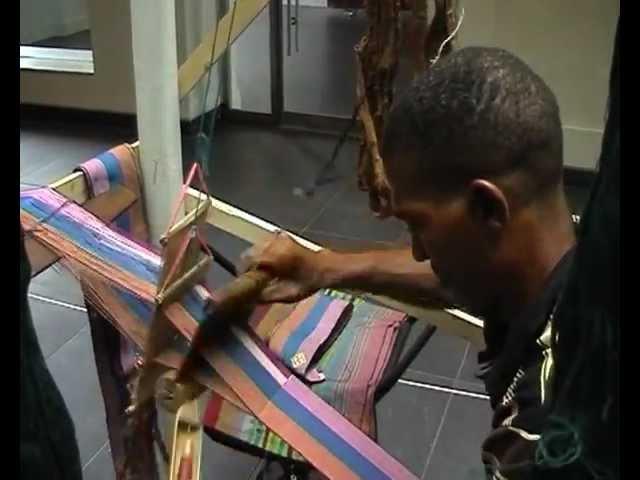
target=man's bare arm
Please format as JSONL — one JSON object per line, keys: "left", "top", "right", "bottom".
{"left": 316, "top": 247, "right": 452, "bottom": 305}
{"left": 241, "top": 233, "right": 452, "bottom": 306}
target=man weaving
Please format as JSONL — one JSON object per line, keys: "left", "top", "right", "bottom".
{"left": 242, "top": 47, "right": 577, "bottom": 478}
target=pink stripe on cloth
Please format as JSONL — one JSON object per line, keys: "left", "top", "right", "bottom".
{"left": 381, "top": 309, "right": 407, "bottom": 326}
{"left": 284, "top": 377, "right": 418, "bottom": 480}
{"left": 293, "top": 299, "right": 349, "bottom": 376}
{"left": 342, "top": 326, "right": 390, "bottom": 425}
{"left": 81, "top": 158, "right": 110, "bottom": 196}
{"left": 334, "top": 308, "right": 406, "bottom": 435}
{"left": 247, "top": 304, "right": 273, "bottom": 331}
{"left": 211, "top": 348, "right": 361, "bottom": 480}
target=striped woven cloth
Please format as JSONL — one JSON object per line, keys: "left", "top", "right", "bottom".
{"left": 204, "top": 292, "right": 407, "bottom": 461}
{"left": 20, "top": 187, "right": 417, "bottom": 479}
{"left": 75, "top": 144, "right": 149, "bottom": 243}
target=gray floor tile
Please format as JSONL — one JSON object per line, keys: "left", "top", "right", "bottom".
{"left": 192, "top": 125, "right": 346, "bottom": 231}
{"left": 404, "top": 329, "right": 468, "bottom": 382}
{"left": 30, "top": 265, "right": 85, "bottom": 306}
{"left": 306, "top": 179, "right": 406, "bottom": 243}
{"left": 45, "top": 327, "right": 108, "bottom": 467}
{"left": 82, "top": 437, "right": 262, "bottom": 480}
{"left": 81, "top": 443, "right": 115, "bottom": 479}
{"left": 400, "top": 369, "right": 455, "bottom": 389}
{"left": 422, "top": 396, "right": 493, "bottom": 480}
{"left": 455, "top": 343, "right": 486, "bottom": 394}
{"left": 28, "top": 298, "right": 87, "bottom": 359}
{"left": 376, "top": 383, "right": 451, "bottom": 477}
{"left": 20, "top": 122, "right": 131, "bottom": 183}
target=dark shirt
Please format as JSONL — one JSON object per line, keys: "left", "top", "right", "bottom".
{"left": 20, "top": 225, "right": 82, "bottom": 480}
{"left": 480, "top": 247, "right": 575, "bottom": 479}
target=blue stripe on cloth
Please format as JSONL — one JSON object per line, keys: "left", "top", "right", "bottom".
{"left": 280, "top": 294, "right": 332, "bottom": 364}
{"left": 114, "top": 212, "right": 131, "bottom": 233}
{"left": 117, "top": 289, "right": 155, "bottom": 326}
{"left": 96, "top": 151, "right": 130, "bottom": 232}
{"left": 112, "top": 212, "right": 131, "bottom": 232}
{"left": 181, "top": 290, "right": 209, "bottom": 325}
{"left": 20, "top": 196, "right": 159, "bottom": 284}
{"left": 221, "top": 334, "right": 282, "bottom": 399}
{"left": 97, "top": 151, "right": 124, "bottom": 185}
{"left": 221, "top": 332, "right": 390, "bottom": 480}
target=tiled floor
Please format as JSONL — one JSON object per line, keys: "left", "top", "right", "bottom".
{"left": 20, "top": 114, "right": 589, "bottom": 479}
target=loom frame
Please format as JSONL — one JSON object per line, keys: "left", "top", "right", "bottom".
{"left": 46, "top": 144, "right": 485, "bottom": 349}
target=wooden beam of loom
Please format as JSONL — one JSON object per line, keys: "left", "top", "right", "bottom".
{"left": 44, "top": 170, "right": 485, "bottom": 348}
{"left": 156, "top": 190, "right": 212, "bottom": 306}
{"left": 177, "top": 0, "right": 270, "bottom": 99}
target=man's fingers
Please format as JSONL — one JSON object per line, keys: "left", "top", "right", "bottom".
{"left": 239, "top": 231, "right": 292, "bottom": 274}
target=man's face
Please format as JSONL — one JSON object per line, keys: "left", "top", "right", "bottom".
{"left": 385, "top": 158, "right": 502, "bottom": 314}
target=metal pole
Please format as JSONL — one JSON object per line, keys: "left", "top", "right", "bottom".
{"left": 130, "top": 0, "right": 184, "bottom": 243}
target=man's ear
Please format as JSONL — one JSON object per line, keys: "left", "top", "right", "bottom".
{"left": 467, "top": 179, "right": 510, "bottom": 230}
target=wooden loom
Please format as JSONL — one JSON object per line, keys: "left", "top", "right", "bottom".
{"left": 24, "top": 1, "right": 480, "bottom": 474}
{"left": 25, "top": 146, "right": 483, "bottom": 478}
{"left": 39, "top": 144, "right": 484, "bottom": 349}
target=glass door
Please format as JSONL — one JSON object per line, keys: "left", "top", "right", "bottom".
{"left": 20, "top": 0, "right": 95, "bottom": 74}
{"left": 20, "top": 0, "right": 137, "bottom": 114}
{"left": 225, "top": 0, "right": 280, "bottom": 120}
{"left": 281, "top": 0, "right": 366, "bottom": 123}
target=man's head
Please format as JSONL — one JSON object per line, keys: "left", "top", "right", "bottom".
{"left": 382, "top": 47, "right": 569, "bottom": 314}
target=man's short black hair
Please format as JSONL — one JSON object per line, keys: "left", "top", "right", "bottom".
{"left": 383, "top": 47, "right": 563, "bottom": 201}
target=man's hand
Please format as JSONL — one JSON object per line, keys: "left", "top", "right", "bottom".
{"left": 240, "top": 232, "right": 329, "bottom": 303}
{"left": 240, "top": 232, "right": 449, "bottom": 308}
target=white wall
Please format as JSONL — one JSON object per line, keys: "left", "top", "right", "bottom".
{"left": 21, "top": 0, "right": 618, "bottom": 169}
{"left": 458, "top": 0, "right": 619, "bottom": 170}
{"left": 228, "top": 1, "right": 272, "bottom": 113}
{"left": 20, "top": 0, "right": 226, "bottom": 120}
{"left": 20, "top": 0, "right": 136, "bottom": 113}
{"left": 20, "top": 0, "right": 90, "bottom": 44}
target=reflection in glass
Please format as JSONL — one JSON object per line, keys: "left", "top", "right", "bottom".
{"left": 20, "top": 0, "right": 92, "bottom": 50}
